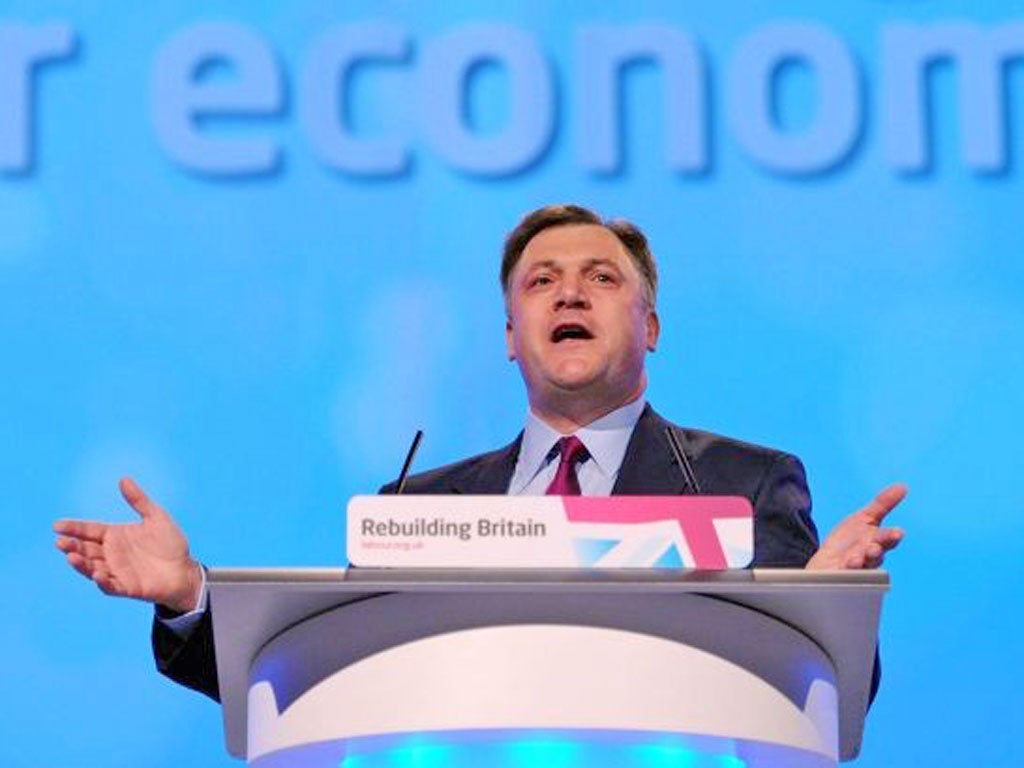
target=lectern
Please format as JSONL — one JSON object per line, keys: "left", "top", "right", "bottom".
{"left": 208, "top": 568, "right": 886, "bottom": 767}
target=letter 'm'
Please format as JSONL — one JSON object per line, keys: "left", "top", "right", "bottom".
{"left": 883, "top": 22, "right": 1024, "bottom": 173}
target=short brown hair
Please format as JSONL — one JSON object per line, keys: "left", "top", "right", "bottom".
{"left": 500, "top": 204, "right": 658, "bottom": 307}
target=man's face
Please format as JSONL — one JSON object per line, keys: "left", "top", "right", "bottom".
{"left": 505, "top": 223, "right": 659, "bottom": 418}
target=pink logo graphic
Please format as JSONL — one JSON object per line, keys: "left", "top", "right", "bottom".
{"left": 562, "top": 496, "right": 753, "bottom": 569}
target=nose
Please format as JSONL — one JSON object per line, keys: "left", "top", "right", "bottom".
{"left": 555, "top": 273, "right": 589, "bottom": 309}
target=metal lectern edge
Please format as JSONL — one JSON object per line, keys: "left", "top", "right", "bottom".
{"left": 207, "top": 567, "right": 888, "bottom": 762}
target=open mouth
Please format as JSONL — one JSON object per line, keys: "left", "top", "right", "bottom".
{"left": 551, "top": 323, "right": 594, "bottom": 343}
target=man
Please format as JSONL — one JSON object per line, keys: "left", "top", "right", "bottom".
{"left": 54, "top": 204, "right": 905, "bottom": 702}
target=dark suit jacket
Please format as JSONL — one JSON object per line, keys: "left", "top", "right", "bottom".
{"left": 152, "top": 404, "right": 821, "bottom": 702}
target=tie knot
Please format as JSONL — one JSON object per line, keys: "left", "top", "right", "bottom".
{"left": 545, "top": 435, "right": 589, "bottom": 496}
{"left": 558, "top": 435, "right": 589, "bottom": 466}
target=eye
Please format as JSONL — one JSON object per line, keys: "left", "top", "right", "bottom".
{"left": 592, "top": 271, "right": 617, "bottom": 285}
{"left": 529, "top": 274, "right": 553, "bottom": 288}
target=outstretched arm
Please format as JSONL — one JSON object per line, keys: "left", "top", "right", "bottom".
{"left": 54, "top": 477, "right": 203, "bottom": 613}
{"left": 807, "top": 483, "right": 907, "bottom": 570}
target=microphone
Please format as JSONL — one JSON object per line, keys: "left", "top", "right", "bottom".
{"left": 664, "top": 427, "right": 701, "bottom": 494}
{"left": 394, "top": 430, "right": 424, "bottom": 494}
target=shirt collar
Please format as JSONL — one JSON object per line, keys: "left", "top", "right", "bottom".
{"left": 517, "top": 397, "right": 647, "bottom": 485}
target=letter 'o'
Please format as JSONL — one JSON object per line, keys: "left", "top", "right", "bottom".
{"left": 420, "top": 24, "right": 554, "bottom": 176}
{"left": 728, "top": 23, "right": 861, "bottom": 174}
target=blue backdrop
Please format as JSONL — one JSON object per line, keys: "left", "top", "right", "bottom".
{"left": 3, "top": 1, "right": 1022, "bottom": 766}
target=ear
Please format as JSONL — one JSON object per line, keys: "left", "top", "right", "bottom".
{"left": 646, "top": 309, "right": 660, "bottom": 352}
{"left": 505, "top": 317, "right": 516, "bottom": 361}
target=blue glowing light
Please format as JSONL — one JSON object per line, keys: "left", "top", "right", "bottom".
{"left": 336, "top": 730, "right": 747, "bottom": 768}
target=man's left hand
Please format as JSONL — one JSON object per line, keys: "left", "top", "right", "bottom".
{"left": 806, "top": 483, "right": 907, "bottom": 570}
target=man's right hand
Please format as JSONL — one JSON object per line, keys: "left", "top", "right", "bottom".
{"left": 54, "top": 477, "right": 203, "bottom": 614}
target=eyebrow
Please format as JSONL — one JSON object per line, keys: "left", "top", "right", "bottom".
{"left": 523, "top": 257, "right": 623, "bottom": 273}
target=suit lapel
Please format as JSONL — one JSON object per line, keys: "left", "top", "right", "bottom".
{"left": 612, "top": 405, "right": 691, "bottom": 496}
{"left": 449, "top": 434, "right": 522, "bottom": 494}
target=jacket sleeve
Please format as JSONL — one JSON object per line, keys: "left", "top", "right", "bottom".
{"left": 750, "top": 452, "right": 819, "bottom": 568}
{"left": 151, "top": 602, "right": 220, "bottom": 702}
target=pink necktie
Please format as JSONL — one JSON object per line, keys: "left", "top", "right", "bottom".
{"left": 545, "top": 436, "right": 589, "bottom": 495}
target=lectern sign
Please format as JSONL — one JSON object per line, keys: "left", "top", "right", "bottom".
{"left": 346, "top": 495, "right": 753, "bottom": 568}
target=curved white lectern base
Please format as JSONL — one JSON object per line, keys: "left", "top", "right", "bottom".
{"left": 246, "top": 592, "right": 839, "bottom": 768}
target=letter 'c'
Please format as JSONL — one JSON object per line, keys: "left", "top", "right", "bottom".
{"left": 300, "top": 23, "right": 411, "bottom": 176}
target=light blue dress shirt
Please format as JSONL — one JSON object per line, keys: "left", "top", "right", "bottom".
{"left": 507, "top": 397, "right": 647, "bottom": 495}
